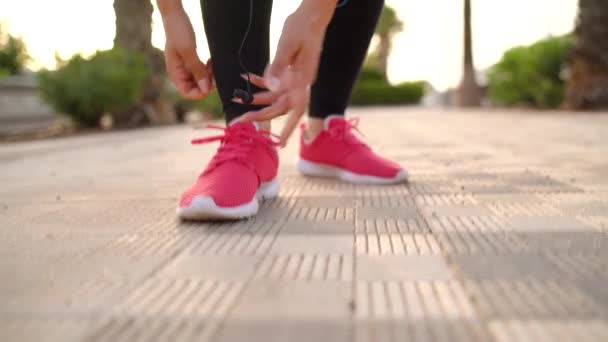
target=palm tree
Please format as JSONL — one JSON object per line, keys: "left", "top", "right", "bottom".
{"left": 373, "top": 6, "right": 403, "bottom": 81}
{"left": 113, "top": 0, "right": 175, "bottom": 125}
{"left": 563, "top": 0, "right": 608, "bottom": 110}
{"left": 457, "top": 0, "right": 481, "bottom": 107}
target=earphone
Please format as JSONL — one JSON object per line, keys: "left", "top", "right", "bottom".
{"left": 233, "top": 0, "right": 255, "bottom": 104}
{"left": 233, "top": 0, "right": 350, "bottom": 105}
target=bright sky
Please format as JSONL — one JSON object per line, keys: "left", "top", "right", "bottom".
{"left": 1, "top": 0, "right": 577, "bottom": 90}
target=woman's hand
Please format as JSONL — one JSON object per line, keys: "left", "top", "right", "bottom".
{"left": 158, "top": 1, "right": 213, "bottom": 99}
{"left": 240, "top": 0, "right": 337, "bottom": 144}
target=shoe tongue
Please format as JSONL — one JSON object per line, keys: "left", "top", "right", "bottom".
{"left": 324, "top": 115, "right": 346, "bottom": 130}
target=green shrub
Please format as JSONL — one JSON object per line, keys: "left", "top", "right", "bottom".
{"left": 0, "top": 24, "right": 29, "bottom": 75}
{"left": 358, "top": 67, "right": 385, "bottom": 83}
{"left": 350, "top": 79, "right": 425, "bottom": 106}
{"left": 190, "top": 91, "right": 223, "bottom": 118}
{"left": 488, "top": 35, "right": 572, "bottom": 108}
{"left": 169, "top": 86, "right": 224, "bottom": 121}
{"left": 350, "top": 66, "right": 425, "bottom": 106}
{"left": 38, "top": 48, "right": 148, "bottom": 127}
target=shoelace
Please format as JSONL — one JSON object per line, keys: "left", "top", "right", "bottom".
{"left": 328, "top": 117, "right": 368, "bottom": 148}
{"left": 191, "top": 124, "right": 279, "bottom": 174}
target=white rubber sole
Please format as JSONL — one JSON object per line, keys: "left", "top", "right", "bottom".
{"left": 177, "top": 178, "right": 280, "bottom": 221}
{"left": 297, "top": 159, "right": 408, "bottom": 185}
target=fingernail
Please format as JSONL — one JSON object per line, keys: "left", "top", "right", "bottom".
{"left": 266, "top": 77, "right": 280, "bottom": 91}
{"left": 240, "top": 73, "right": 248, "bottom": 80}
{"left": 198, "top": 79, "right": 209, "bottom": 93}
{"left": 231, "top": 97, "right": 243, "bottom": 104}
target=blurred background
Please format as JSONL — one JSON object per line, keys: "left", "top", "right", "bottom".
{"left": 0, "top": 0, "right": 606, "bottom": 139}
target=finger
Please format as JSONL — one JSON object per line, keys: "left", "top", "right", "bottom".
{"left": 279, "top": 95, "right": 306, "bottom": 145}
{"left": 184, "top": 87, "right": 204, "bottom": 99}
{"left": 241, "top": 95, "right": 290, "bottom": 122}
{"left": 182, "top": 48, "right": 210, "bottom": 94}
{"left": 266, "top": 31, "right": 298, "bottom": 90}
{"left": 232, "top": 91, "right": 281, "bottom": 105}
{"left": 241, "top": 73, "right": 268, "bottom": 89}
{"left": 171, "top": 74, "right": 199, "bottom": 99}
{"left": 171, "top": 70, "right": 204, "bottom": 99}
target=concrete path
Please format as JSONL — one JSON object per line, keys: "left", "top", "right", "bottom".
{"left": 1, "top": 108, "right": 607, "bottom": 341}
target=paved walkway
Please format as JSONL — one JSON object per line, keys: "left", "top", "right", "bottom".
{"left": 1, "top": 108, "right": 607, "bottom": 342}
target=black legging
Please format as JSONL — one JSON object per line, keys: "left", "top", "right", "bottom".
{"left": 201, "top": 0, "right": 384, "bottom": 123}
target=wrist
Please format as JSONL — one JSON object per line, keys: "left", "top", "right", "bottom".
{"left": 297, "top": 0, "right": 338, "bottom": 29}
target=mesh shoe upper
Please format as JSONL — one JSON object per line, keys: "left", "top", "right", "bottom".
{"left": 299, "top": 116, "right": 402, "bottom": 178}
{"left": 180, "top": 121, "right": 279, "bottom": 208}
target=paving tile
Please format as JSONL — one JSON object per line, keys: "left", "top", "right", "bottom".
{"left": 229, "top": 281, "right": 352, "bottom": 320}
{"left": 83, "top": 317, "right": 217, "bottom": 342}
{"left": 357, "top": 206, "right": 420, "bottom": 220}
{"left": 422, "top": 204, "right": 492, "bottom": 217}
{"left": 279, "top": 219, "right": 354, "bottom": 235}
{"left": 462, "top": 279, "right": 603, "bottom": 319}
{"left": 357, "top": 255, "right": 453, "bottom": 281}
{"left": 254, "top": 253, "right": 353, "bottom": 281}
{"left": 489, "top": 319, "right": 608, "bottom": 342}
{"left": 114, "top": 279, "right": 243, "bottom": 318}
{"left": 215, "top": 320, "right": 351, "bottom": 342}
{"left": 0, "top": 318, "right": 94, "bottom": 342}
{"left": 453, "top": 254, "right": 561, "bottom": 280}
{"left": 354, "top": 319, "right": 491, "bottom": 342}
{"left": 157, "top": 254, "right": 262, "bottom": 281}
{"left": 507, "top": 215, "right": 596, "bottom": 232}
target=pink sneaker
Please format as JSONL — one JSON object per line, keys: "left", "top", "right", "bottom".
{"left": 178, "top": 121, "right": 280, "bottom": 220}
{"left": 298, "top": 116, "right": 408, "bottom": 185}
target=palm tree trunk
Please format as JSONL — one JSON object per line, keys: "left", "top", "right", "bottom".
{"left": 457, "top": 0, "right": 481, "bottom": 107}
{"left": 377, "top": 33, "right": 391, "bottom": 82}
{"left": 113, "top": 0, "right": 175, "bottom": 125}
{"left": 563, "top": 0, "right": 608, "bottom": 110}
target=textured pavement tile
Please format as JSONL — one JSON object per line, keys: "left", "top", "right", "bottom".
{"left": 174, "top": 222, "right": 282, "bottom": 256}
{"left": 228, "top": 281, "right": 352, "bottom": 320}
{"left": 83, "top": 317, "right": 217, "bottom": 342}
{"left": 459, "top": 184, "right": 520, "bottom": 194}
{"left": 355, "top": 233, "right": 441, "bottom": 255}
{"left": 358, "top": 218, "right": 431, "bottom": 234}
{"left": 355, "top": 195, "right": 416, "bottom": 208}
{"left": 515, "top": 231, "right": 607, "bottom": 254}
{"left": 1, "top": 278, "right": 132, "bottom": 316}
{"left": 157, "top": 254, "right": 262, "bottom": 281}
{"left": 356, "top": 256, "right": 453, "bottom": 281}
{"left": 214, "top": 320, "right": 351, "bottom": 342}
{"left": 489, "top": 319, "right": 608, "bottom": 342}
{"left": 354, "top": 319, "right": 491, "bottom": 342}
{"left": 507, "top": 215, "right": 595, "bottom": 232}
{"left": 254, "top": 253, "right": 353, "bottom": 281}
{"left": 270, "top": 234, "right": 353, "bottom": 254}
{"left": 114, "top": 279, "right": 243, "bottom": 318}
{"left": 354, "top": 281, "right": 476, "bottom": 320}
{"left": 453, "top": 254, "right": 562, "bottom": 280}
{"left": 279, "top": 219, "right": 354, "bottom": 235}
{"left": 422, "top": 204, "right": 492, "bottom": 217}
{"left": 408, "top": 179, "right": 463, "bottom": 195}
{"left": 356, "top": 206, "right": 420, "bottom": 220}
{"left": 293, "top": 196, "right": 357, "bottom": 208}
{"left": 463, "top": 279, "right": 603, "bottom": 320}
{"left": 427, "top": 216, "right": 527, "bottom": 254}
{"left": 573, "top": 277, "right": 608, "bottom": 315}
{"left": 0, "top": 318, "right": 94, "bottom": 342}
